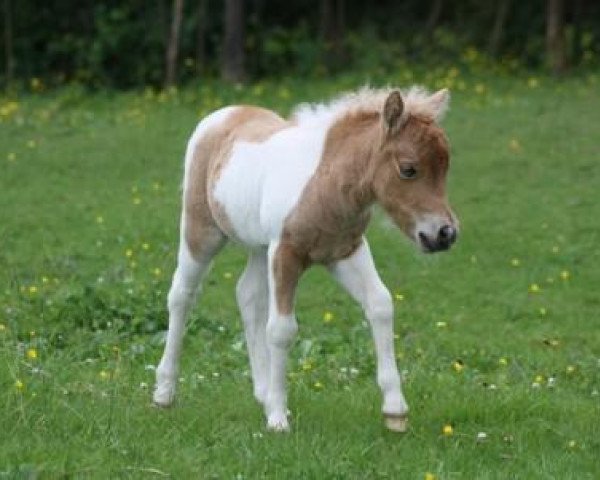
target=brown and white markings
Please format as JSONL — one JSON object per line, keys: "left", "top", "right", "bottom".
{"left": 153, "top": 86, "right": 459, "bottom": 432}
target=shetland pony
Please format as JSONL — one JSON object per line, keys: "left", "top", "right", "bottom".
{"left": 153, "top": 87, "right": 458, "bottom": 432}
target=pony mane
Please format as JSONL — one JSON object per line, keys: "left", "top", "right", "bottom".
{"left": 291, "top": 86, "right": 443, "bottom": 126}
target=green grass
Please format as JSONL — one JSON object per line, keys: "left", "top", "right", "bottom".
{"left": 1, "top": 71, "right": 599, "bottom": 479}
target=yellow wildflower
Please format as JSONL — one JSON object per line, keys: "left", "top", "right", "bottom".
{"left": 560, "top": 270, "right": 570, "bottom": 281}
{"left": 425, "top": 473, "right": 436, "bottom": 480}
{"left": 529, "top": 283, "right": 541, "bottom": 294}
{"left": 125, "top": 249, "right": 133, "bottom": 258}
{"left": 29, "top": 285, "right": 38, "bottom": 295}
{"left": 99, "top": 370, "right": 110, "bottom": 380}
{"left": 252, "top": 84, "right": 265, "bottom": 96}
{"left": 394, "top": 292, "right": 405, "bottom": 301}
{"left": 313, "top": 381, "right": 323, "bottom": 389}
{"left": 566, "top": 365, "right": 576, "bottom": 374}
{"left": 442, "top": 424, "right": 454, "bottom": 436}
{"left": 15, "top": 379, "right": 24, "bottom": 391}
{"left": 498, "top": 357, "right": 508, "bottom": 366}
{"left": 26, "top": 348, "right": 38, "bottom": 360}
{"left": 323, "top": 311, "right": 334, "bottom": 323}
{"left": 509, "top": 139, "right": 521, "bottom": 152}
{"left": 278, "top": 87, "right": 291, "bottom": 99}
{"left": 142, "top": 242, "right": 150, "bottom": 250}
{"left": 30, "top": 77, "right": 43, "bottom": 91}
{"left": 510, "top": 258, "right": 520, "bottom": 267}
{"left": 452, "top": 360, "right": 464, "bottom": 373}
{"left": 0, "top": 101, "right": 19, "bottom": 117}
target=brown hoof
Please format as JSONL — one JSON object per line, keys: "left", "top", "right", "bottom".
{"left": 384, "top": 414, "right": 408, "bottom": 433}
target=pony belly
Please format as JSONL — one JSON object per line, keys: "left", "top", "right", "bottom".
{"left": 215, "top": 199, "right": 271, "bottom": 246}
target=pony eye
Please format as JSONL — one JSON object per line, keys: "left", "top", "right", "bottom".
{"left": 399, "top": 165, "right": 417, "bottom": 179}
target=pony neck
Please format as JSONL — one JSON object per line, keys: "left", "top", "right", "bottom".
{"left": 307, "top": 112, "right": 381, "bottom": 225}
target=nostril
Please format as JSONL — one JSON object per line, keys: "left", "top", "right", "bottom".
{"left": 438, "top": 225, "right": 456, "bottom": 244}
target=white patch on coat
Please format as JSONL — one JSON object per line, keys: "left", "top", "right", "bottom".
{"left": 213, "top": 124, "right": 329, "bottom": 246}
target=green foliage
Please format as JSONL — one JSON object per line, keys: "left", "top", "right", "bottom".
{"left": 2, "top": 1, "right": 600, "bottom": 89}
{"left": 85, "top": 4, "right": 165, "bottom": 87}
{"left": 1, "top": 70, "right": 600, "bottom": 477}
{"left": 254, "top": 22, "right": 323, "bottom": 78}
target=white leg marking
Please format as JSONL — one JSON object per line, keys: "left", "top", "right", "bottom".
{"left": 329, "top": 238, "right": 409, "bottom": 431}
{"left": 264, "top": 242, "right": 298, "bottom": 432}
{"left": 154, "top": 107, "right": 234, "bottom": 406}
{"left": 236, "top": 249, "right": 270, "bottom": 404}
{"left": 153, "top": 228, "right": 224, "bottom": 406}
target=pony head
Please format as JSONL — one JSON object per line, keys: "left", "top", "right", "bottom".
{"left": 371, "top": 88, "right": 458, "bottom": 253}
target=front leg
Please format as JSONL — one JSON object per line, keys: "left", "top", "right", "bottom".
{"left": 264, "top": 241, "right": 306, "bottom": 432}
{"left": 329, "top": 238, "right": 409, "bottom": 432}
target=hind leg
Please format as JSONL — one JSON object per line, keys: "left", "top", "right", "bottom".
{"left": 154, "top": 224, "right": 225, "bottom": 406}
{"left": 236, "top": 249, "right": 270, "bottom": 404}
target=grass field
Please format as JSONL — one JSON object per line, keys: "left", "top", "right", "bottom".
{"left": 1, "top": 71, "right": 599, "bottom": 479}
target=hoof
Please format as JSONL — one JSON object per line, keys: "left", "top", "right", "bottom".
{"left": 384, "top": 414, "right": 408, "bottom": 433}
{"left": 267, "top": 412, "right": 290, "bottom": 432}
{"left": 153, "top": 383, "right": 176, "bottom": 407}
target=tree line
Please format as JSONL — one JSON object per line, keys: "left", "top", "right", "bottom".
{"left": 1, "top": 0, "right": 598, "bottom": 89}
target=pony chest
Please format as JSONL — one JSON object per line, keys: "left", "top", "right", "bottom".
{"left": 284, "top": 212, "right": 371, "bottom": 264}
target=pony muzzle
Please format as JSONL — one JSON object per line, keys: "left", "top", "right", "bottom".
{"left": 416, "top": 223, "right": 458, "bottom": 253}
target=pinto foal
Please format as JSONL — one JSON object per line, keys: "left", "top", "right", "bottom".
{"left": 153, "top": 87, "right": 458, "bottom": 432}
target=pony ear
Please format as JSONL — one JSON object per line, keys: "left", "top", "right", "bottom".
{"left": 427, "top": 88, "right": 450, "bottom": 121}
{"left": 383, "top": 90, "right": 404, "bottom": 132}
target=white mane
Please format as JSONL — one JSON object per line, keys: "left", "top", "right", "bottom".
{"left": 291, "top": 86, "right": 446, "bottom": 126}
